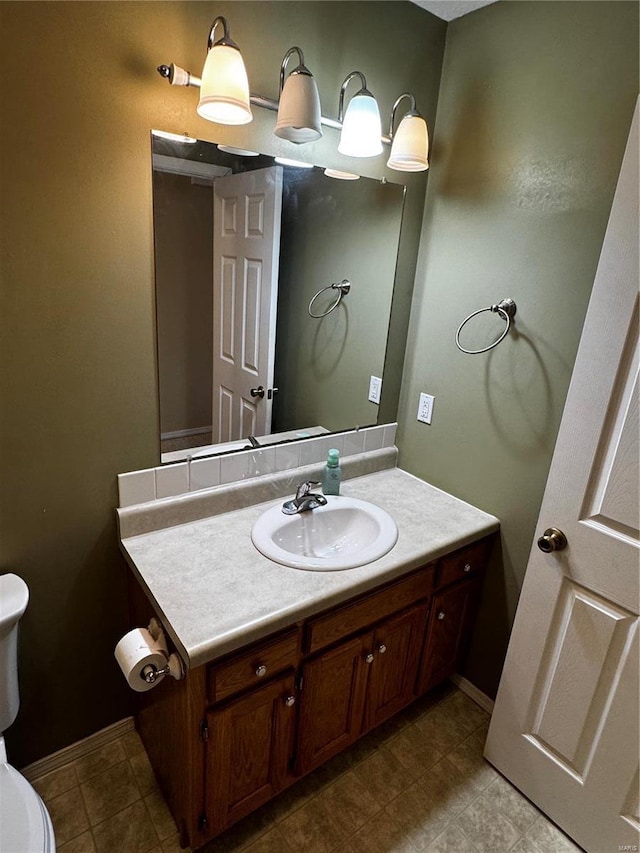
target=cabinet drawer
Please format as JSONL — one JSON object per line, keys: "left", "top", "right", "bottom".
{"left": 306, "top": 565, "right": 435, "bottom": 655}
{"left": 437, "top": 539, "right": 490, "bottom": 588}
{"left": 208, "top": 629, "right": 300, "bottom": 703}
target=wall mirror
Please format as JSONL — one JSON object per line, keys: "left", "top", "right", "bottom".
{"left": 151, "top": 132, "right": 409, "bottom": 463}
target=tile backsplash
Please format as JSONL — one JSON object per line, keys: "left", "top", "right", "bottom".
{"left": 117, "top": 424, "right": 397, "bottom": 508}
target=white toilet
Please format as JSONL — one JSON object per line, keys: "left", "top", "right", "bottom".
{"left": 0, "top": 574, "right": 56, "bottom": 853}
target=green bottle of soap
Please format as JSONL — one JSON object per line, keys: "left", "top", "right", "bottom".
{"left": 322, "top": 449, "right": 341, "bottom": 496}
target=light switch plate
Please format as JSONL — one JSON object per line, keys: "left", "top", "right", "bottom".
{"left": 417, "top": 392, "right": 434, "bottom": 424}
{"left": 368, "top": 375, "right": 382, "bottom": 404}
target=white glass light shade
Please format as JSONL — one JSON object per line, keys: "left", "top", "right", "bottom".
{"left": 274, "top": 157, "right": 314, "bottom": 169}
{"left": 324, "top": 168, "right": 359, "bottom": 181}
{"left": 387, "top": 114, "right": 429, "bottom": 172}
{"left": 338, "top": 93, "right": 383, "bottom": 158}
{"left": 197, "top": 44, "right": 252, "bottom": 125}
{"left": 275, "top": 73, "right": 322, "bottom": 143}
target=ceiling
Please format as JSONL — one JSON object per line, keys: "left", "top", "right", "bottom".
{"left": 411, "top": 0, "right": 497, "bottom": 21}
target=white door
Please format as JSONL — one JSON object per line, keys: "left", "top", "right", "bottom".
{"left": 212, "top": 166, "right": 283, "bottom": 443}
{"left": 485, "top": 102, "right": 639, "bottom": 853}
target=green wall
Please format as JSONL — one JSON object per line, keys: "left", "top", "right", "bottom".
{"left": 397, "top": 1, "right": 639, "bottom": 697}
{"left": 275, "top": 170, "right": 405, "bottom": 433}
{"left": 0, "top": 2, "right": 444, "bottom": 765}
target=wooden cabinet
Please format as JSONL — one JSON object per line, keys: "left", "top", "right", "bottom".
{"left": 297, "top": 602, "right": 429, "bottom": 774}
{"left": 363, "top": 603, "right": 429, "bottom": 732}
{"left": 205, "top": 673, "right": 296, "bottom": 832}
{"left": 129, "top": 534, "right": 493, "bottom": 850}
{"left": 417, "top": 578, "right": 482, "bottom": 694}
{"left": 296, "top": 634, "right": 371, "bottom": 774}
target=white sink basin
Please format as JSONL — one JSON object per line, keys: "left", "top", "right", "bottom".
{"left": 251, "top": 496, "right": 398, "bottom": 571}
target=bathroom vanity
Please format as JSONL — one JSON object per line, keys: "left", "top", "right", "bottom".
{"left": 118, "top": 461, "right": 499, "bottom": 849}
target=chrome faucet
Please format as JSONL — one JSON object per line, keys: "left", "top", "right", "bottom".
{"left": 282, "top": 481, "right": 328, "bottom": 515}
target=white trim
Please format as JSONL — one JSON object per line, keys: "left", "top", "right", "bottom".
{"left": 160, "top": 425, "right": 212, "bottom": 441}
{"left": 21, "top": 717, "right": 135, "bottom": 781}
{"left": 450, "top": 673, "right": 495, "bottom": 714}
{"left": 152, "top": 153, "right": 231, "bottom": 180}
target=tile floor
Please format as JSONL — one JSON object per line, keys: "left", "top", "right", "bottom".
{"left": 30, "top": 684, "right": 583, "bottom": 853}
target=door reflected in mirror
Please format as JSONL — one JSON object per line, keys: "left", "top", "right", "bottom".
{"left": 152, "top": 132, "right": 406, "bottom": 463}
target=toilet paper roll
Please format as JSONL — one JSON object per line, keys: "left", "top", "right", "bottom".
{"left": 115, "top": 627, "right": 167, "bottom": 692}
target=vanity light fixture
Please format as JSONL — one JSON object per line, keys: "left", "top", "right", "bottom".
{"left": 337, "top": 72, "right": 383, "bottom": 158}
{"left": 323, "top": 168, "right": 360, "bottom": 180}
{"left": 156, "top": 32, "right": 432, "bottom": 162}
{"left": 274, "top": 47, "right": 323, "bottom": 143}
{"left": 387, "top": 93, "right": 429, "bottom": 172}
{"left": 196, "top": 16, "right": 252, "bottom": 125}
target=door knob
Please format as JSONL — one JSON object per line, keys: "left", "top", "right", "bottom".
{"left": 537, "top": 527, "right": 568, "bottom": 553}
{"left": 250, "top": 386, "right": 265, "bottom": 399}
{"left": 284, "top": 695, "right": 296, "bottom": 707}
{"left": 364, "top": 653, "right": 375, "bottom": 664}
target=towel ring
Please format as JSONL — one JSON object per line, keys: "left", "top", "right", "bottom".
{"left": 455, "top": 298, "right": 517, "bottom": 354}
{"left": 308, "top": 279, "right": 351, "bottom": 319}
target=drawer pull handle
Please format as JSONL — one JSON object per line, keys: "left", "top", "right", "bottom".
{"left": 365, "top": 653, "right": 375, "bottom": 664}
{"left": 437, "top": 611, "right": 446, "bottom": 620}
{"left": 284, "top": 695, "right": 296, "bottom": 708}
{"left": 255, "top": 664, "right": 268, "bottom": 678}
{"left": 378, "top": 644, "right": 387, "bottom": 654}
{"left": 463, "top": 563, "right": 472, "bottom": 572}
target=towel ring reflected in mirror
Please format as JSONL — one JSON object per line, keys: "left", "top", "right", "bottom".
{"left": 308, "top": 279, "right": 351, "bottom": 318}
{"left": 455, "top": 298, "right": 517, "bottom": 354}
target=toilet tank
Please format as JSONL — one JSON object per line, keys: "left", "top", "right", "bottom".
{"left": 0, "top": 574, "right": 29, "bottom": 734}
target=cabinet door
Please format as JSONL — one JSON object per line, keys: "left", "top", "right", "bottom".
{"left": 296, "top": 634, "right": 371, "bottom": 775}
{"left": 417, "top": 580, "right": 482, "bottom": 694}
{"left": 363, "top": 603, "right": 429, "bottom": 732}
{"left": 206, "top": 673, "right": 296, "bottom": 833}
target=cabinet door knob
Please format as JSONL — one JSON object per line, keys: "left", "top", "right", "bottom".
{"left": 255, "top": 664, "right": 268, "bottom": 678}
{"left": 437, "top": 611, "right": 446, "bottom": 620}
{"left": 284, "top": 695, "right": 296, "bottom": 707}
{"left": 463, "top": 563, "right": 472, "bottom": 572}
{"left": 378, "top": 644, "right": 387, "bottom": 654}
{"left": 365, "top": 653, "right": 375, "bottom": 664}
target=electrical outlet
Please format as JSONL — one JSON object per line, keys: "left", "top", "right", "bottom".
{"left": 368, "top": 375, "right": 382, "bottom": 404}
{"left": 417, "top": 392, "right": 434, "bottom": 424}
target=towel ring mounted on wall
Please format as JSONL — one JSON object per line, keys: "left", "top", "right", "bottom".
{"left": 455, "top": 298, "right": 517, "bottom": 354}
{"left": 308, "top": 279, "right": 351, "bottom": 319}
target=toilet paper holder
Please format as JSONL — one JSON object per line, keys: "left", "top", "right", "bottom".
{"left": 142, "top": 618, "right": 185, "bottom": 685}
{"left": 141, "top": 659, "right": 182, "bottom": 684}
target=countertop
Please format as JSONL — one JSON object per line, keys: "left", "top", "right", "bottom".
{"left": 120, "top": 467, "right": 499, "bottom": 670}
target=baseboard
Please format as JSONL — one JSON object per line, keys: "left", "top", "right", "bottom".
{"left": 160, "top": 426, "right": 212, "bottom": 441}
{"left": 21, "top": 717, "right": 135, "bottom": 782}
{"left": 450, "top": 673, "right": 495, "bottom": 714}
